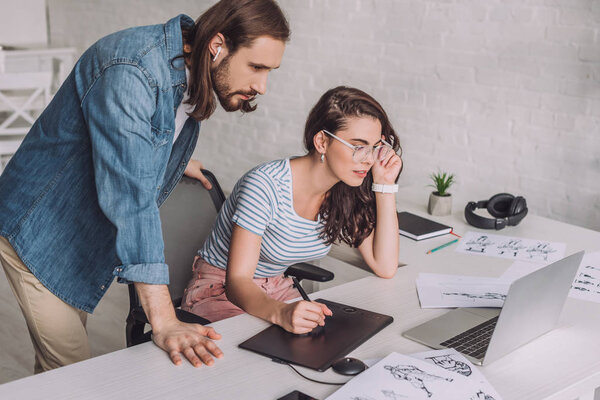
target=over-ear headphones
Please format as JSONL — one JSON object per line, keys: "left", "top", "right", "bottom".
{"left": 464, "top": 193, "right": 528, "bottom": 230}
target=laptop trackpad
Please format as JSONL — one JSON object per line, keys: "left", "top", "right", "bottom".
{"left": 402, "top": 308, "right": 500, "bottom": 349}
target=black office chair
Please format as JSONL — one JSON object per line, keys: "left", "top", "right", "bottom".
{"left": 126, "top": 171, "right": 334, "bottom": 347}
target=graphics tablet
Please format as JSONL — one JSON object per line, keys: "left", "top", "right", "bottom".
{"left": 239, "top": 299, "right": 393, "bottom": 371}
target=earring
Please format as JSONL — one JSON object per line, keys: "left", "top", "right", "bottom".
{"left": 320, "top": 153, "right": 325, "bottom": 163}
{"left": 212, "top": 46, "right": 222, "bottom": 62}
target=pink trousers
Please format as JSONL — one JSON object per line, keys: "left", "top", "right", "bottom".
{"left": 180, "top": 257, "right": 300, "bottom": 323}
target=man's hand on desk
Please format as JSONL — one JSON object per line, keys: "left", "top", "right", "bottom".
{"left": 152, "top": 319, "right": 223, "bottom": 367}
{"left": 134, "top": 282, "right": 224, "bottom": 367}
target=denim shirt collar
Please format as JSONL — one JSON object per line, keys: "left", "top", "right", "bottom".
{"left": 165, "top": 14, "right": 194, "bottom": 87}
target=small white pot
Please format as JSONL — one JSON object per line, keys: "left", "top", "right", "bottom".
{"left": 428, "top": 192, "right": 452, "bottom": 216}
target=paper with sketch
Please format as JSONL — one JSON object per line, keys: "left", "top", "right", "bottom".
{"left": 410, "top": 349, "right": 503, "bottom": 400}
{"left": 455, "top": 231, "right": 566, "bottom": 263}
{"left": 500, "top": 253, "right": 600, "bottom": 304}
{"left": 416, "top": 273, "right": 510, "bottom": 308}
{"left": 569, "top": 251, "right": 600, "bottom": 304}
{"left": 325, "top": 352, "right": 480, "bottom": 400}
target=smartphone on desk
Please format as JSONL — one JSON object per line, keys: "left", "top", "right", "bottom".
{"left": 277, "top": 390, "right": 318, "bottom": 400}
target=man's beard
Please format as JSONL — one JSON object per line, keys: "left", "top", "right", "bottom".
{"left": 212, "top": 55, "right": 257, "bottom": 112}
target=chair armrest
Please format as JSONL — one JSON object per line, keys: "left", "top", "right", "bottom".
{"left": 175, "top": 308, "right": 211, "bottom": 325}
{"left": 130, "top": 306, "right": 210, "bottom": 326}
{"left": 284, "top": 262, "right": 334, "bottom": 282}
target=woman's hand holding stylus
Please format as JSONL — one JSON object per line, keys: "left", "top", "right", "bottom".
{"left": 277, "top": 300, "right": 332, "bottom": 334}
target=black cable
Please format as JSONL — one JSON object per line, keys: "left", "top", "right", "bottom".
{"left": 272, "top": 359, "right": 346, "bottom": 386}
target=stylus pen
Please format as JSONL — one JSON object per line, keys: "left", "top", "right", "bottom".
{"left": 291, "top": 276, "right": 311, "bottom": 301}
{"left": 426, "top": 238, "right": 459, "bottom": 254}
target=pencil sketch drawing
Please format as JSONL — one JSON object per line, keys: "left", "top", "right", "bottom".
{"left": 471, "top": 390, "right": 497, "bottom": 400}
{"left": 384, "top": 364, "right": 453, "bottom": 398}
{"left": 442, "top": 292, "right": 506, "bottom": 301}
{"left": 424, "top": 354, "right": 472, "bottom": 376}
{"left": 381, "top": 389, "right": 408, "bottom": 399}
{"left": 572, "top": 286, "right": 590, "bottom": 292}
{"left": 496, "top": 239, "right": 526, "bottom": 257}
{"left": 465, "top": 236, "right": 494, "bottom": 253}
{"left": 524, "top": 242, "right": 556, "bottom": 261}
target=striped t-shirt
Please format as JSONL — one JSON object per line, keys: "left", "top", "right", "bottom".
{"left": 199, "top": 159, "right": 332, "bottom": 278}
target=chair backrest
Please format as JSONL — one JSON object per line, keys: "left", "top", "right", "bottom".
{"left": 0, "top": 139, "right": 23, "bottom": 172}
{"left": 159, "top": 171, "right": 226, "bottom": 305}
{"left": 0, "top": 71, "right": 52, "bottom": 135}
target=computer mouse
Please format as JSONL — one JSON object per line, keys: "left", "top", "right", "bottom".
{"left": 331, "top": 357, "right": 367, "bottom": 376}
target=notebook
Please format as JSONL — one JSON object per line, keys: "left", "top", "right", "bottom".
{"left": 397, "top": 211, "right": 452, "bottom": 240}
{"left": 239, "top": 299, "right": 393, "bottom": 371}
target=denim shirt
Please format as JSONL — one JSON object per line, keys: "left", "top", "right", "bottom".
{"left": 0, "top": 15, "right": 199, "bottom": 312}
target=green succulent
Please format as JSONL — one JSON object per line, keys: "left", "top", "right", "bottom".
{"left": 429, "top": 171, "right": 455, "bottom": 196}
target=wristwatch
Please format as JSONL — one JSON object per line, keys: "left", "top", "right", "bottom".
{"left": 371, "top": 183, "right": 398, "bottom": 193}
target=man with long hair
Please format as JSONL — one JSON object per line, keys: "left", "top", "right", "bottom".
{"left": 0, "top": 0, "right": 289, "bottom": 372}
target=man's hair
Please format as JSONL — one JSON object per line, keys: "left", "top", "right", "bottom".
{"left": 303, "top": 86, "right": 403, "bottom": 248}
{"left": 184, "top": 0, "right": 290, "bottom": 121}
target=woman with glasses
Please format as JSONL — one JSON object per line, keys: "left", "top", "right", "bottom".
{"left": 181, "top": 86, "right": 403, "bottom": 334}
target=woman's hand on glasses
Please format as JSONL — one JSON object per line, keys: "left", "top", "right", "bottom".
{"left": 371, "top": 143, "right": 402, "bottom": 185}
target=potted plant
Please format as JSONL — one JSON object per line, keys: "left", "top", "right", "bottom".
{"left": 428, "top": 171, "right": 455, "bottom": 216}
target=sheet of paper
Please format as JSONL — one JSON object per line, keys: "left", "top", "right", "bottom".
{"left": 569, "top": 251, "right": 600, "bottom": 304}
{"left": 325, "top": 352, "right": 480, "bottom": 400}
{"left": 455, "top": 231, "right": 566, "bottom": 263}
{"left": 501, "top": 252, "right": 600, "bottom": 304}
{"left": 410, "top": 349, "right": 503, "bottom": 400}
{"left": 499, "top": 261, "right": 548, "bottom": 281}
{"left": 416, "top": 273, "right": 511, "bottom": 308}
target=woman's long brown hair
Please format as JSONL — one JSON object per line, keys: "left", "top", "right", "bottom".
{"left": 304, "top": 86, "right": 402, "bottom": 248}
{"left": 184, "top": 0, "right": 290, "bottom": 121}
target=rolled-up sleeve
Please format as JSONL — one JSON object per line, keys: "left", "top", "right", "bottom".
{"left": 81, "top": 64, "right": 168, "bottom": 285}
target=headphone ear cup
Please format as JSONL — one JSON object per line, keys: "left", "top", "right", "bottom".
{"left": 510, "top": 196, "right": 526, "bottom": 216}
{"left": 487, "top": 193, "right": 514, "bottom": 218}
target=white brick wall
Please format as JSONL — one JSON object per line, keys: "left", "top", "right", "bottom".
{"left": 47, "top": 0, "right": 600, "bottom": 231}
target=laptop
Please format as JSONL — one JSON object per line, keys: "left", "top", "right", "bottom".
{"left": 239, "top": 298, "right": 393, "bottom": 371}
{"left": 402, "top": 251, "right": 583, "bottom": 365}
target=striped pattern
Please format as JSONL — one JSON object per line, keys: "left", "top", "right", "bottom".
{"left": 199, "top": 159, "right": 331, "bottom": 278}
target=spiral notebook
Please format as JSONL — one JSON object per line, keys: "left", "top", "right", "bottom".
{"left": 397, "top": 211, "right": 452, "bottom": 241}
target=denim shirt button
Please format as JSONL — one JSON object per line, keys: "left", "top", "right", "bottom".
{"left": 100, "top": 285, "right": 105, "bottom": 290}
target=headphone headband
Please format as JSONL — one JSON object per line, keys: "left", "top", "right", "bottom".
{"left": 464, "top": 194, "right": 528, "bottom": 230}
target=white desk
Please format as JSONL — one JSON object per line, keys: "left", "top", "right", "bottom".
{"left": 1, "top": 188, "right": 599, "bottom": 400}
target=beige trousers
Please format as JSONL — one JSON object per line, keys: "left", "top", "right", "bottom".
{"left": 0, "top": 236, "right": 91, "bottom": 373}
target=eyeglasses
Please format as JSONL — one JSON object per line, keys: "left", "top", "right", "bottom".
{"left": 322, "top": 129, "right": 394, "bottom": 163}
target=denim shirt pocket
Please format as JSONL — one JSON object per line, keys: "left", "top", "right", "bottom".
{"left": 150, "top": 125, "right": 173, "bottom": 147}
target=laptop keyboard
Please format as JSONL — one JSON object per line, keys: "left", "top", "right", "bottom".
{"left": 439, "top": 316, "right": 499, "bottom": 359}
